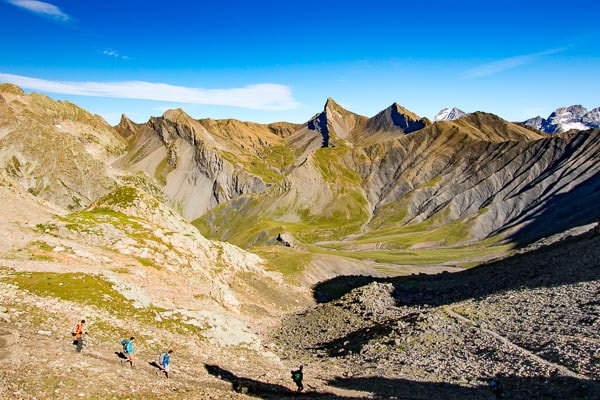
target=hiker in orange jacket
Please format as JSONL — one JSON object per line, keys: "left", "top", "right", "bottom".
{"left": 72, "top": 319, "right": 86, "bottom": 353}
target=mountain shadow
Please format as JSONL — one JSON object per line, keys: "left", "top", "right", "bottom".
{"left": 313, "top": 223, "right": 600, "bottom": 306}
{"left": 327, "top": 375, "right": 600, "bottom": 400}
{"left": 307, "top": 112, "right": 330, "bottom": 148}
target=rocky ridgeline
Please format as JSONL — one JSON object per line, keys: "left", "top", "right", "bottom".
{"left": 272, "top": 226, "right": 600, "bottom": 399}
{"left": 0, "top": 84, "right": 126, "bottom": 209}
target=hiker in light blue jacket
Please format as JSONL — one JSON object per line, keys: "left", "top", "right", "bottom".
{"left": 158, "top": 349, "right": 173, "bottom": 378}
{"left": 120, "top": 336, "right": 136, "bottom": 368}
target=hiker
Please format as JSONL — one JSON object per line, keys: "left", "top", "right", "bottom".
{"left": 490, "top": 380, "right": 504, "bottom": 398}
{"left": 157, "top": 349, "right": 173, "bottom": 378}
{"left": 72, "top": 319, "right": 86, "bottom": 353}
{"left": 120, "top": 337, "right": 136, "bottom": 368}
{"left": 291, "top": 365, "right": 304, "bottom": 392}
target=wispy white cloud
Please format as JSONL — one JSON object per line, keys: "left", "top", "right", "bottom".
{"left": 102, "top": 50, "right": 131, "bottom": 60}
{"left": 6, "top": 0, "right": 70, "bottom": 21}
{"left": 0, "top": 72, "right": 299, "bottom": 110}
{"left": 461, "top": 48, "right": 566, "bottom": 79}
{"left": 153, "top": 104, "right": 183, "bottom": 113}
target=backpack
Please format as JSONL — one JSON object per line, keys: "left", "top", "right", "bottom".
{"left": 72, "top": 323, "right": 82, "bottom": 337}
{"left": 292, "top": 371, "right": 302, "bottom": 382}
{"left": 121, "top": 339, "right": 129, "bottom": 353}
{"left": 158, "top": 353, "right": 166, "bottom": 365}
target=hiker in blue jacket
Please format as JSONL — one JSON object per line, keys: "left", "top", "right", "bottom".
{"left": 158, "top": 349, "right": 173, "bottom": 378}
{"left": 120, "top": 337, "right": 136, "bottom": 368}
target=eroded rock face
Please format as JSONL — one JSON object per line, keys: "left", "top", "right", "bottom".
{"left": 361, "top": 126, "right": 600, "bottom": 243}
{"left": 119, "top": 109, "right": 268, "bottom": 219}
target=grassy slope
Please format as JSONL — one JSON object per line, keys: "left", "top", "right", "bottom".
{"left": 194, "top": 145, "right": 370, "bottom": 246}
{"left": 5, "top": 271, "right": 205, "bottom": 340}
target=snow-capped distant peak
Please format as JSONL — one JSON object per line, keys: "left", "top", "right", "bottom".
{"left": 434, "top": 107, "right": 467, "bottom": 122}
{"left": 523, "top": 105, "right": 600, "bottom": 134}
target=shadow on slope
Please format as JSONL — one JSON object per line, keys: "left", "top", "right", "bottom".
{"left": 313, "top": 223, "right": 600, "bottom": 305}
{"left": 204, "top": 364, "right": 351, "bottom": 399}
{"left": 312, "top": 322, "right": 394, "bottom": 358}
{"left": 203, "top": 364, "right": 597, "bottom": 399}
{"left": 504, "top": 169, "right": 600, "bottom": 246}
{"left": 327, "top": 375, "right": 599, "bottom": 400}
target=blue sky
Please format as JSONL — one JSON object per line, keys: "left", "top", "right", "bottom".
{"left": 0, "top": 0, "right": 599, "bottom": 125}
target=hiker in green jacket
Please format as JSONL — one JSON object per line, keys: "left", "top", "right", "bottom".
{"left": 291, "top": 365, "right": 304, "bottom": 392}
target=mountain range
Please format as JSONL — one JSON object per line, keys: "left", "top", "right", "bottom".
{"left": 523, "top": 105, "right": 600, "bottom": 133}
{"left": 1, "top": 83, "right": 599, "bottom": 399}
{"left": 2, "top": 83, "right": 599, "bottom": 257}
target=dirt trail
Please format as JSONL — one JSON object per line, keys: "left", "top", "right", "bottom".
{"left": 446, "top": 309, "right": 591, "bottom": 381}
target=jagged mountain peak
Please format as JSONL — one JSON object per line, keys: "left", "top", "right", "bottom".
{"left": 295, "top": 98, "right": 367, "bottom": 146}
{"left": 553, "top": 104, "right": 587, "bottom": 116}
{"left": 523, "top": 105, "right": 600, "bottom": 133}
{"left": 324, "top": 97, "right": 340, "bottom": 109}
{"left": 323, "top": 98, "right": 357, "bottom": 117}
{"left": 434, "top": 107, "right": 467, "bottom": 122}
{"left": 363, "top": 102, "right": 429, "bottom": 135}
{"left": 390, "top": 102, "right": 421, "bottom": 119}
{"left": 114, "top": 114, "right": 139, "bottom": 139}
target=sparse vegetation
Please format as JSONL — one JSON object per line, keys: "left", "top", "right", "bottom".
{"left": 154, "top": 156, "right": 174, "bottom": 185}
{"left": 5, "top": 271, "right": 205, "bottom": 339}
{"left": 253, "top": 246, "right": 313, "bottom": 282}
